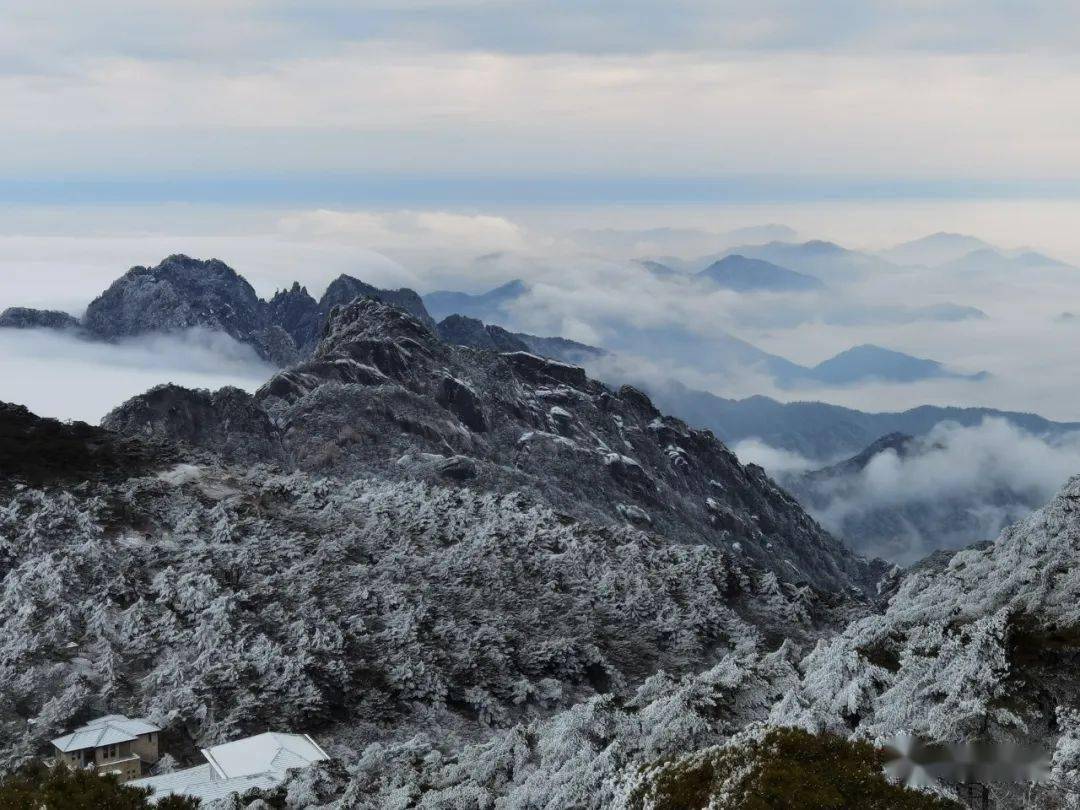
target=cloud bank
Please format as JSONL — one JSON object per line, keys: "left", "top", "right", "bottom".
{"left": 737, "top": 419, "right": 1080, "bottom": 564}
{"left": 0, "top": 328, "right": 275, "bottom": 424}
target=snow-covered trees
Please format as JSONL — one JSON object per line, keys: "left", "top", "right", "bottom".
{"left": 0, "top": 464, "right": 826, "bottom": 777}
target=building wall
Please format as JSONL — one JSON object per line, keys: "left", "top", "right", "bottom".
{"left": 95, "top": 754, "right": 142, "bottom": 783}
{"left": 93, "top": 741, "right": 143, "bottom": 783}
{"left": 131, "top": 732, "right": 159, "bottom": 764}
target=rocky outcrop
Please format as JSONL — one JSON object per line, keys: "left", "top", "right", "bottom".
{"left": 109, "top": 296, "right": 885, "bottom": 594}
{"left": 435, "top": 314, "right": 530, "bottom": 353}
{"left": 321, "top": 274, "right": 435, "bottom": 330}
{"left": 101, "top": 383, "right": 283, "bottom": 465}
{"left": 0, "top": 307, "right": 80, "bottom": 330}
{"left": 265, "top": 282, "right": 322, "bottom": 353}
{"left": 0, "top": 401, "right": 173, "bottom": 488}
{"left": 50, "top": 255, "right": 439, "bottom": 365}
{"left": 83, "top": 255, "right": 265, "bottom": 344}
{"left": 436, "top": 374, "right": 488, "bottom": 432}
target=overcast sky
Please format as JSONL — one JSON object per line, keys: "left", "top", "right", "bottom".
{"left": 5, "top": 2, "right": 1080, "bottom": 427}
{"left": 4, "top": 1, "right": 1080, "bottom": 202}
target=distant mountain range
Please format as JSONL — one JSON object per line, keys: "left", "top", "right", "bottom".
{"left": 569, "top": 223, "right": 798, "bottom": 257}
{"left": 420, "top": 279, "right": 988, "bottom": 388}
{"left": 795, "top": 344, "right": 988, "bottom": 386}
{"left": 424, "top": 279, "right": 528, "bottom": 322}
{"left": 717, "top": 239, "right": 893, "bottom": 281}
{"left": 645, "top": 238, "right": 887, "bottom": 280}
{"left": 0, "top": 255, "right": 434, "bottom": 366}
{"left": 882, "top": 231, "right": 1076, "bottom": 273}
{"left": 696, "top": 254, "right": 824, "bottom": 292}
{"left": 781, "top": 429, "right": 1072, "bottom": 564}
{"left": 642, "top": 380, "right": 1080, "bottom": 460}
{"left": 879, "top": 232, "right": 994, "bottom": 266}
{"left": 939, "top": 247, "right": 1073, "bottom": 274}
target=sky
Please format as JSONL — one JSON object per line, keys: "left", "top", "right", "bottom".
{"left": 4, "top": 1, "right": 1080, "bottom": 200}
{"left": 4, "top": 1, "right": 1080, "bottom": 428}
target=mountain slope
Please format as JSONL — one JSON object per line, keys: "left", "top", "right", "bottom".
{"left": 106, "top": 297, "right": 880, "bottom": 594}
{"left": 880, "top": 232, "right": 993, "bottom": 267}
{"left": 642, "top": 381, "right": 1080, "bottom": 460}
{"left": 770, "top": 475, "right": 1080, "bottom": 806}
{"left": 4, "top": 255, "right": 437, "bottom": 367}
{"left": 0, "top": 299, "right": 885, "bottom": 778}
{"left": 698, "top": 255, "right": 824, "bottom": 292}
{"left": 0, "top": 428, "right": 844, "bottom": 773}
{"left": 793, "top": 344, "right": 988, "bottom": 386}
{"left": 424, "top": 279, "right": 528, "bottom": 322}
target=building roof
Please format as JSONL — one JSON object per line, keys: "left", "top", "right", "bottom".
{"left": 50, "top": 715, "right": 161, "bottom": 753}
{"left": 130, "top": 732, "right": 330, "bottom": 805}
{"left": 201, "top": 731, "right": 330, "bottom": 780}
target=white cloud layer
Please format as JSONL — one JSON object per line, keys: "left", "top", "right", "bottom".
{"left": 737, "top": 419, "right": 1080, "bottom": 563}
{"left": 0, "top": 328, "right": 275, "bottom": 424}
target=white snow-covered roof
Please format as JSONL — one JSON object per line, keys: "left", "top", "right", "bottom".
{"left": 50, "top": 715, "right": 161, "bottom": 753}
{"left": 130, "top": 732, "right": 330, "bottom": 805}
{"left": 201, "top": 731, "right": 330, "bottom": 780}
{"left": 130, "top": 765, "right": 280, "bottom": 804}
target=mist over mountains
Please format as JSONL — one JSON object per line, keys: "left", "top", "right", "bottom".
{"left": 4, "top": 244, "right": 1080, "bottom": 807}
{"left": 4, "top": 237, "right": 1078, "bottom": 573}
{"left": 12, "top": 0, "right": 1080, "bottom": 803}
{"left": 3, "top": 234, "right": 1080, "bottom": 807}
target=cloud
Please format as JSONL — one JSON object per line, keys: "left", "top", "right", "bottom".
{"left": 7, "top": 1, "right": 1080, "bottom": 68}
{"left": 277, "top": 209, "right": 531, "bottom": 262}
{"left": 730, "top": 438, "right": 820, "bottom": 476}
{"left": 738, "top": 418, "right": 1080, "bottom": 563}
{"left": 0, "top": 327, "right": 275, "bottom": 424}
{"left": 4, "top": 42, "right": 1080, "bottom": 188}
{"left": 0, "top": 233, "right": 412, "bottom": 313}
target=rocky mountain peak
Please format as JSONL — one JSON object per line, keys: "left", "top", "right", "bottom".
{"left": 0, "top": 307, "right": 80, "bottom": 330}
{"left": 107, "top": 293, "right": 884, "bottom": 595}
{"left": 317, "top": 296, "right": 443, "bottom": 359}
{"left": 435, "top": 314, "right": 530, "bottom": 353}
{"left": 320, "top": 274, "right": 435, "bottom": 329}
{"left": 266, "top": 281, "right": 321, "bottom": 351}
{"left": 6, "top": 255, "right": 438, "bottom": 368}
{"left": 82, "top": 254, "right": 265, "bottom": 346}
{"left": 101, "top": 383, "right": 283, "bottom": 465}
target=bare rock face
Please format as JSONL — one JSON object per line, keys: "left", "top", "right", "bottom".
{"left": 436, "top": 314, "right": 530, "bottom": 353}
{"left": 265, "top": 282, "right": 322, "bottom": 354}
{"left": 101, "top": 383, "right": 283, "bottom": 465}
{"left": 436, "top": 374, "right": 488, "bottom": 433}
{"left": 83, "top": 255, "right": 266, "bottom": 344}
{"left": 0, "top": 307, "right": 80, "bottom": 330}
{"left": 0, "top": 401, "right": 173, "bottom": 488}
{"left": 435, "top": 454, "right": 478, "bottom": 480}
{"left": 320, "top": 274, "right": 435, "bottom": 330}
{"left": 249, "top": 324, "right": 304, "bottom": 368}
{"left": 110, "top": 296, "right": 883, "bottom": 594}
{"left": 71, "top": 255, "right": 438, "bottom": 365}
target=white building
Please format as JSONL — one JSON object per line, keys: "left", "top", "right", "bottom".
{"left": 129, "top": 731, "right": 330, "bottom": 805}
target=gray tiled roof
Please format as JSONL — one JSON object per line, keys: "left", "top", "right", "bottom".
{"left": 129, "top": 731, "right": 330, "bottom": 805}
{"left": 50, "top": 715, "right": 160, "bottom": 753}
